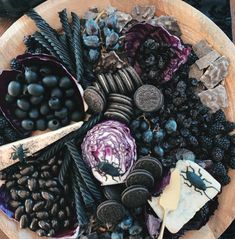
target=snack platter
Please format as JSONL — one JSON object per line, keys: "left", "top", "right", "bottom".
{"left": 0, "top": 0, "right": 235, "bottom": 239}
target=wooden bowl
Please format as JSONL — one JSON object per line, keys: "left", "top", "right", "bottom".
{"left": 0, "top": 0, "right": 235, "bottom": 238}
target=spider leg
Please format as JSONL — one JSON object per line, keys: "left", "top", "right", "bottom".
{"left": 198, "top": 168, "right": 203, "bottom": 177}
{"left": 181, "top": 171, "right": 187, "bottom": 174}
{"left": 206, "top": 186, "right": 220, "bottom": 192}
{"left": 194, "top": 188, "right": 203, "bottom": 195}
{"left": 184, "top": 182, "right": 192, "bottom": 188}
{"left": 202, "top": 177, "right": 212, "bottom": 185}
{"left": 112, "top": 176, "right": 119, "bottom": 182}
{"left": 203, "top": 191, "right": 212, "bottom": 200}
{"left": 189, "top": 165, "right": 195, "bottom": 173}
{"left": 181, "top": 173, "right": 187, "bottom": 181}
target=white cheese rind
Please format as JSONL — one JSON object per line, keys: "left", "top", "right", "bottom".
{"left": 148, "top": 160, "right": 221, "bottom": 233}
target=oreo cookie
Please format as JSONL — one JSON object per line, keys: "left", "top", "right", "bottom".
{"left": 104, "top": 111, "right": 130, "bottom": 124}
{"left": 121, "top": 185, "right": 149, "bottom": 208}
{"left": 109, "top": 94, "right": 133, "bottom": 108}
{"left": 103, "top": 185, "right": 125, "bottom": 201}
{"left": 118, "top": 69, "right": 135, "bottom": 93}
{"left": 97, "top": 200, "right": 125, "bottom": 224}
{"left": 105, "top": 73, "right": 118, "bottom": 93}
{"left": 125, "top": 66, "right": 143, "bottom": 87}
{"left": 134, "top": 85, "right": 164, "bottom": 112}
{"left": 84, "top": 86, "right": 106, "bottom": 113}
{"left": 134, "top": 156, "right": 163, "bottom": 180}
{"left": 97, "top": 74, "right": 110, "bottom": 95}
{"left": 113, "top": 73, "right": 126, "bottom": 94}
{"left": 126, "top": 169, "right": 155, "bottom": 189}
{"left": 109, "top": 103, "right": 133, "bottom": 117}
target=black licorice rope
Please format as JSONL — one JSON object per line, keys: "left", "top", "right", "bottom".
{"left": 66, "top": 140, "right": 103, "bottom": 202}
{"left": 58, "top": 148, "right": 71, "bottom": 185}
{"left": 36, "top": 113, "right": 103, "bottom": 162}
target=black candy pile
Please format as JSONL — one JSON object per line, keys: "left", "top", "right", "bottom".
{"left": 6, "top": 64, "right": 83, "bottom": 132}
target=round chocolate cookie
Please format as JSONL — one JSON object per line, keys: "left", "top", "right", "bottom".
{"left": 134, "top": 156, "right": 163, "bottom": 180}
{"left": 125, "top": 66, "right": 143, "bottom": 87}
{"left": 92, "top": 81, "right": 104, "bottom": 93}
{"left": 109, "top": 94, "right": 133, "bottom": 108}
{"left": 108, "top": 103, "right": 133, "bottom": 117}
{"left": 126, "top": 169, "right": 155, "bottom": 189}
{"left": 104, "top": 110, "right": 130, "bottom": 124}
{"left": 118, "top": 69, "right": 135, "bottom": 93}
{"left": 134, "top": 85, "right": 164, "bottom": 112}
{"left": 97, "top": 74, "right": 110, "bottom": 95}
{"left": 105, "top": 73, "right": 118, "bottom": 93}
{"left": 83, "top": 86, "right": 106, "bottom": 113}
{"left": 121, "top": 185, "right": 149, "bottom": 208}
{"left": 113, "top": 73, "right": 126, "bottom": 94}
{"left": 97, "top": 200, "right": 125, "bottom": 224}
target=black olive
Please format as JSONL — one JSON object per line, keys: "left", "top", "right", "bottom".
{"left": 51, "top": 87, "right": 63, "bottom": 99}
{"left": 46, "top": 114, "right": 54, "bottom": 120}
{"left": 40, "top": 67, "right": 52, "bottom": 76}
{"left": 42, "top": 75, "right": 58, "bottom": 88}
{"left": 21, "top": 119, "right": 34, "bottom": 131}
{"left": 61, "top": 117, "right": 69, "bottom": 126}
{"left": 5, "top": 94, "right": 15, "bottom": 103}
{"left": 36, "top": 119, "right": 47, "bottom": 131}
{"left": 8, "top": 81, "right": 22, "bottom": 97}
{"left": 29, "top": 108, "right": 40, "bottom": 119}
{"left": 64, "top": 99, "right": 74, "bottom": 111}
{"left": 40, "top": 103, "right": 50, "bottom": 115}
{"left": 71, "top": 111, "right": 83, "bottom": 122}
{"left": 59, "top": 76, "right": 72, "bottom": 89}
{"left": 25, "top": 67, "right": 38, "bottom": 83}
{"left": 30, "top": 95, "right": 43, "bottom": 105}
{"left": 48, "top": 119, "right": 60, "bottom": 130}
{"left": 15, "top": 108, "right": 27, "bottom": 119}
{"left": 17, "top": 99, "right": 31, "bottom": 111}
{"left": 48, "top": 97, "right": 61, "bottom": 110}
{"left": 65, "top": 89, "right": 75, "bottom": 97}
{"left": 16, "top": 73, "right": 24, "bottom": 83}
{"left": 27, "top": 84, "right": 44, "bottom": 96}
{"left": 54, "top": 107, "right": 68, "bottom": 119}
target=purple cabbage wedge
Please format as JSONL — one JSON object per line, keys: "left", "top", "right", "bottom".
{"left": 124, "top": 23, "right": 191, "bottom": 83}
{"left": 81, "top": 120, "right": 137, "bottom": 185}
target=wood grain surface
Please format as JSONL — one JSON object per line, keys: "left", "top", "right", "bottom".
{"left": 0, "top": 0, "right": 235, "bottom": 239}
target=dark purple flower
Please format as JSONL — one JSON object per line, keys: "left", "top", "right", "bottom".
{"left": 145, "top": 213, "right": 161, "bottom": 238}
{"left": 124, "top": 23, "right": 191, "bottom": 83}
{"left": 0, "top": 186, "right": 14, "bottom": 218}
{"left": 152, "top": 170, "right": 171, "bottom": 196}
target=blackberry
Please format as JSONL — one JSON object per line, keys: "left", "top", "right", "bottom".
{"left": 0, "top": 116, "right": 9, "bottom": 129}
{"left": 211, "top": 147, "right": 224, "bottom": 162}
{"left": 188, "top": 135, "right": 198, "bottom": 146}
{"left": 10, "top": 58, "right": 21, "bottom": 70}
{"left": 229, "top": 147, "right": 235, "bottom": 157}
{"left": 214, "top": 137, "right": 230, "bottom": 150}
{"left": 200, "top": 136, "right": 213, "bottom": 149}
{"left": 229, "top": 158, "right": 235, "bottom": 169}
{"left": 208, "top": 123, "right": 225, "bottom": 135}
{"left": 211, "top": 162, "right": 227, "bottom": 176}
{"left": 219, "top": 175, "right": 231, "bottom": 186}
{"left": 224, "top": 121, "right": 235, "bottom": 132}
{"left": 23, "top": 35, "right": 36, "bottom": 48}
{"left": 3, "top": 128, "right": 19, "bottom": 142}
{"left": 180, "top": 128, "right": 190, "bottom": 138}
{"left": 213, "top": 109, "right": 226, "bottom": 123}
{"left": 199, "top": 203, "right": 210, "bottom": 221}
{"left": 161, "top": 156, "right": 175, "bottom": 168}
{"left": 0, "top": 136, "right": 5, "bottom": 146}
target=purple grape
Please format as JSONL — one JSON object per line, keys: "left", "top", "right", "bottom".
{"left": 85, "top": 19, "right": 99, "bottom": 36}
{"left": 83, "top": 35, "right": 100, "bottom": 48}
{"left": 105, "top": 14, "right": 118, "bottom": 29}
{"left": 106, "top": 32, "right": 119, "bottom": 49}
{"left": 88, "top": 49, "right": 100, "bottom": 62}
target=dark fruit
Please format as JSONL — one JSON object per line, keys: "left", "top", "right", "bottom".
{"left": 36, "top": 119, "right": 47, "bottom": 131}
{"left": 21, "top": 119, "right": 34, "bottom": 131}
{"left": 54, "top": 107, "right": 68, "bottom": 119}
{"left": 17, "top": 99, "right": 31, "bottom": 112}
{"left": 40, "top": 104, "right": 50, "bottom": 115}
{"left": 5, "top": 94, "right": 15, "bottom": 103}
{"left": 59, "top": 77, "right": 72, "bottom": 89}
{"left": 25, "top": 68, "right": 38, "bottom": 83}
{"left": 40, "top": 67, "right": 52, "bottom": 76}
{"left": 51, "top": 88, "right": 63, "bottom": 99}
{"left": 15, "top": 109, "right": 28, "bottom": 119}
{"left": 48, "top": 97, "right": 61, "bottom": 110}
{"left": 42, "top": 76, "right": 58, "bottom": 88}
{"left": 64, "top": 100, "right": 75, "bottom": 111}
{"left": 29, "top": 108, "right": 40, "bottom": 119}
{"left": 71, "top": 111, "right": 83, "bottom": 122}
{"left": 8, "top": 81, "right": 22, "bottom": 97}
{"left": 30, "top": 95, "right": 44, "bottom": 105}
{"left": 27, "top": 84, "right": 44, "bottom": 96}
{"left": 65, "top": 89, "right": 75, "bottom": 97}
{"left": 48, "top": 119, "right": 60, "bottom": 130}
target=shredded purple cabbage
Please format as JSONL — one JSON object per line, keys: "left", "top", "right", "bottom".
{"left": 124, "top": 23, "right": 191, "bottom": 83}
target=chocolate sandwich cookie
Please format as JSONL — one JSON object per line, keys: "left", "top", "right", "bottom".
{"left": 113, "top": 73, "right": 126, "bottom": 94}
{"left": 125, "top": 66, "right": 143, "bottom": 87}
{"left": 105, "top": 73, "right": 118, "bottom": 93}
{"left": 118, "top": 69, "right": 135, "bottom": 93}
{"left": 105, "top": 108, "right": 131, "bottom": 120}
{"left": 109, "top": 94, "right": 133, "bottom": 108}
{"left": 84, "top": 86, "right": 106, "bottom": 113}
{"left": 121, "top": 185, "right": 149, "bottom": 208}
{"left": 97, "top": 200, "right": 125, "bottom": 224}
{"left": 134, "top": 156, "right": 163, "bottom": 180}
{"left": 108, "top": 103, "right": 133, "bottom": 117}
{"left": 134, "top": 85, "right": 164, "bottom": 112}
{"left": 92, "top": 81, "right": 104, "bottom": 93}
{"left": 103, "top": 185, "right": 124, "bottom": 201}
{"left": 97, "top": 74, "right": 110, "bottom": 95}
{"left": 104, "top": 111, "right": 130, "bottom": 124}
{"left": 126, "top": 169, "right": 155, "bottom": 189}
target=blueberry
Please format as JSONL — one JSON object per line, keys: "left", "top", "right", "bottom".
{"left": 138, "top": 147, "right": 149, "bottom": 156}
{"left": 142, "top": 130, "right": 153, "bottom": 144}
{"left": 145, "top": 54, "right": 156, "bottom": 67}
{"left": 153, "top": 129, "right": 165, "bottom": 142}
{"left": 48, "top": 119, "right": 60, "bottom": 130}
{"left": 103, "top": 27, "right": 112, "bottom": 37}
{"left": 48, "top": 97, "right": 61, "bottom": 110}
{"left": 30, "top": 95, "right": 43, "bottom": 105}
{"left": 140, "top": 121, "right": 149, "bottom": 132}
{"left": 40, "top": 103, "right": 50, "bottom": 115}
{"left": 64, "top": 100, "right": 75, "bottom": 111}
{"left": 135, "top": 132, "right": 142, "bottom": 141}
{"left": 59, "top": 77, "right": 72, "bottom": 89}
{"left": 153, "top": 146, "right": 164, "bottom": 157}
{"left": 42, "top": 75, "right": 58, "bottom": 88}
{"left": 128, "top": 223, "right": 143, "bottom": 236}
{"left": 17, "top": 99, "right": 31, "bottom": 111}
{"left": 111, "top": 232, "right": 123, "bottom": 239}
{"left": 36, "top": 119, "right": 47, "bottom": 131}
{"left": 88, "top": 49, "right": 100, "bottom": 62}
{"left": 106, "top": 32, "right": 119, "bottom": 49}
{"left": 25, "top": 67, "right": 38, "bottom": 83}
{"left": 15, "top": 108, "right": 27, "bottom": 119}
{"left": 51, "top": 88, "right": 63, "bottom": 99}
{"left": 105, "top": 14, "right": 117, "bottom": 29}
{"left": 119, "top": 216, "right": 133, "bottom": 230}
{"left": 27, "top": 83, "right": 44, "bottom": 96}
{"left": 71, "top": 111, "right": 83, "bottom": 122}
{"left": 21, "top": 119, "right": 34, "bottom": 131}
{"left": 165, "top": 119, "right": 177, "bottom": 133}
{"left": 39, "top": 67, "right": 52, "bottom": 76}
{"left": 85, "top": 19, "right": 99, "bottom": 36}
{"left": 130, "top": 120, "right": 140, "bottom": 131}
{"left": 29, "top": 108, "right": 40, "bottom": 119}
{"left": 5, "top": 94, "right": 15, "bottom": 103}
{"left": 8, "top": 81, "right": 22, "bottom": 97}
{"left": 54, "top": 107, "right": 68, "bottom": 119}
{"left": 83, "top": 35, "right": 100, "bottom": 48}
